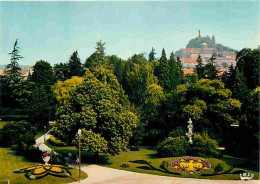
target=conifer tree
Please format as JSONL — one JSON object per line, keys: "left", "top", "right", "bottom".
{"left": 195, "top": 55, "right": 204, "bottom": 79}
{"left": 148, "top": 47, "right": 156, "bottom": 62}
{"left": 67, "top": 51, "right": 85, "bottom": 78}
{"left": 4, "top": 39, "right": 23, "bottom": 84}
{"left": 204, "top": 54, "right": 219, "bottom": 80}
{"left": 230, "top": 67, "right": 249, "bottom": 104}
{"left": 95, "top": 39, "right": 105, "bottom": 57}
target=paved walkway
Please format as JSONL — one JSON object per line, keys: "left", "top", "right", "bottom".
{"left": 70, "top": 165, "right": 259, "bottom": 184}
{"left": 35, "top": 130, "right": 52, "bottom": 153}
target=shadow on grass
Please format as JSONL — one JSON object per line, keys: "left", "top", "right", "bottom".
{"left": 130, "top": 159, "right": 180, "bottom": 176}
{"left": 221, "top": 155, "right": 259, "bottom": 172}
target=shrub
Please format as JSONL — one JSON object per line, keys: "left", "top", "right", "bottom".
{"left": 189, "top": 134, "right": 221, "bottom": 158}
{"left": 157, "top": 136, "right": 189, "bottom": 157}
{"left": 0, "top": 121, "right": 36, "bottom": 154}
{"left": 169, "top": 127, "right": 186, "bottom": 138}
{"left": 157, "top": 133, "right": 221, "bottom": 158}
{"left": 214, "top": 163, "right": 223, "bottom": 173}
{"left": 49, "top": 152, "right": 66, "bottom": 165}
{"left": 49, "top": 135, "right": 67, "bottom": 146}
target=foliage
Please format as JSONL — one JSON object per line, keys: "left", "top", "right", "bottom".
{"left": 0, "top": 121, "right": 36, "bottom": 153}
{"left": 190, "top": 134, "right": 221, "bottom": 158}
{"left": 236, "top": 48, "right": 259, "bottom": 90}
{"left": 169, "top": 127, "right": 186, "bottom": 138}
{"left": 203, "top": 55, "right": 219, "bottom": 80}
{"left": 148, "top": 47, "right": 156, "bottom": 61}
{"left": 4, "top": 39, "right": 23, "bottom": 85}
{"left": 1, "top": 39, "right": 23, "bottom": 108}
{"left": 54, "top": 63, "right": 69, "bottom": 81}
{"left": 156, "top": 50, "right": 182, "bottom": 92}
{"left": 52, "top": 67, "right": 138, "bottom": 155}
{"left": 195, "top": 55, "right": 204, "bottom": 79}
{"left": 31, "top": 60, "right": 56, "bottom": 85}
{"left": 67, "top": 51, "right": 85, "bottom": 78}
{"left": 24, "top": 85, "right": 56, "bottom": 127}
{"left": 168, "top": 79, "right": 241, "bottom": 143}
{"left": 157, "top": 136, "right": 189, "bottom": 157}
{"left": 122, "top": 54, "right": 158, "bottom": 104}
{"left": 53, "top": 76, "right": 84, "bottom": 104}
{"left": 49, "top": 136, "right": 67, "bottom": 147}
{"left": 77, "top": 129, "right": 108, "bottom": 155}
{"left": 157, "top": 133, "right": 221, "bottom": 158}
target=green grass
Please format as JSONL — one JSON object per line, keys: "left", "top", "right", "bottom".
{"left": 0, "top": 121, "right": 8, "bottom": 129}
{"left": 47, "top": 142, "right": 259, "bottom": 180}
{"left": 0, "top": 147, "right": 87, "bottom": 184}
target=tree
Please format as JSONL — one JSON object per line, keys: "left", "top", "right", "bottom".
{"left": 204, "top": 55, "right": 219, "bottom": 80}
{"left": 156, "top": 50, "right": 181, "bottom": 92}
{"left": 164, "top": 79, "right": 242, "bottom": 146}
{"left": 230, "top": 67, "right": 249, "bottom": 104}
{"left": 67, "top": 51, "right": 85, "bottom": 78}
{"left": 236, "top": 48, "right": 259, "bottom": 89}
{"left": 148, "top": 47, "right": 156, "bottom": 62}
{"left": 85, "top": 40, "right": 107, "bottom": 69}
{"left": 54, "top": 63, "right": 69, "bottom": 81}
{"left": 95, "top": 39, "right": 105, "bottom": 57}
{"left": 1, "top": 39, "right": 23, "bottom": 108}
{"left": 4, "top": 39, "right": 23, "bottom": 84}
{"left": 52, "top": 67, "right": 138, "bottom": 155}
{"left": 53, "top": 76, "right": 84, "bottom": 104}
{"left": 31, "top": 60, "right": 56, "bottom": 85}
{"left": 24, "top": 85, "right": 56, "bottom": 127}
{"left": 122, "top": 54, "right": 158, "bottom": 105}
{"left": 195, "top": 55, "right": 204, "bottom": 79}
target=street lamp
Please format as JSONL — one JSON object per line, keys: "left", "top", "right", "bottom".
{"left": 44, "top": 126, "right": 46, "bottom": 144}
{"left": 78, "top": 129, "right": 82, "bottom": 183}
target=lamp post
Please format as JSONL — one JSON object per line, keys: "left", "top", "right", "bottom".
{"left": 44, "top": 126, "right": 46, "bottom": 144}
{"left": 78, "top": 129, "right": 82, "bottom": 183}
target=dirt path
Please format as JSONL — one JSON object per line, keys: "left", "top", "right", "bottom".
{"left": 70, "top": 164, "right": 259, "bottom": 184}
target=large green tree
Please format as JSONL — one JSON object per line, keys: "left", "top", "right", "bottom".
{"left": 195, "top": 55, "right": 204, "bottom": 79}
{"left": 236, "top": 48, "right": 259, "bottom": 89}
{"left": 54, "top": 63, "right": 69, "bottom": 81}
{"left": 31, "top": 60, "right": 56, "bottom": 85}
{"left": 67, "top": 51, "right": 85, "bottom": 78}
{"left": 4, "top": 39, "right": 23, "bottom": 84}
{"left": 164, "top": 79, "right": 242, "bottom": 146}
{"left": 156, "top": 50, "right": 181, "bottom": 92}
{"left": 52, "top": 67, "right": 137, "bottom": 155}
{"left": 1, "top": 39, "right": 23, "bottom": 108}
{"left": 122, "top": 54, "right": 158, "bottom": 105}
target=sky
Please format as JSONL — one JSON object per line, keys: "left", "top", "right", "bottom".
{"left": 0, "top": 1, "right": 259, "bottom": 66}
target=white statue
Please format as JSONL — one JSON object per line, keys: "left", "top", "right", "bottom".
{"left": 186, "top": 118, "right": 193, "bottom": 144}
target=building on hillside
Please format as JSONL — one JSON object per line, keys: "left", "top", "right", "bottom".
{"left": 177, "top": 30, "right": 236, "bottom": 75}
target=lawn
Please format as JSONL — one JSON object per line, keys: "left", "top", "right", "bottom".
{"left": 47, "top": 141, "right": 259, "bottom": 180}
{"left": 0, "top": 147, "right": 87, "bottom": 184}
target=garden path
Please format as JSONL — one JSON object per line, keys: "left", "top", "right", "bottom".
{"left": 35, "top": 130, "right": 52, "bottom": 153}
{"left": 70, "top": 164, "right": 259, "bottom": 184}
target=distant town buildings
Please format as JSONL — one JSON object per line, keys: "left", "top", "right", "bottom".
{"left": 176, "top": 30, "right": 237, "bottom": 75}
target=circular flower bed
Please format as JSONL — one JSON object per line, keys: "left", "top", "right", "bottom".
{"left": 171, "top": 157, "right": 211, "bottom": 173}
